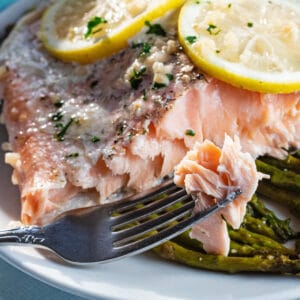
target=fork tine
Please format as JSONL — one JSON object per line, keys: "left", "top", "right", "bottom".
{"left": 112, "top": 198, "right": 195, "bottom": 246}
{"left": 112, "top": 180, "right": 177, "bottom": 213}
{"left": 111, "top": 189, "right": 188, "bottom": 227}
{"left": 113, "top": 190, "right": 241, "bottom": 256}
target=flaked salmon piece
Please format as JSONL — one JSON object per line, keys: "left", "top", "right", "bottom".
{"left": 174, "top": 136, "right": 263, "bottom": 255}
{"left": 0, "top": 3, "right": 299, "bottom": 255}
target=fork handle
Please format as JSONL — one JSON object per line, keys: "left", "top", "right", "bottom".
{"left": 0, "top": 227, "right": 46, "bottom": 245}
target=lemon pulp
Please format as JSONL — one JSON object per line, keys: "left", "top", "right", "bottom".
{"left": 178, "top": 0, "right": 300, "bottom": 93}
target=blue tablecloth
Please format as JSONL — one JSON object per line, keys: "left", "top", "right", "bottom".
{"left": 0, "top": 258, "right": 86, "bottom": 300}
{"left": 0, "top": 1, "right": 87, "bottom": 298}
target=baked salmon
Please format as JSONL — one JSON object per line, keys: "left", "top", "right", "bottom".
{"left": 174, "top": 136, "right": 264, "bottom": 255}
{"left": 0, "top": 4, "right": 299, "bottom": 254}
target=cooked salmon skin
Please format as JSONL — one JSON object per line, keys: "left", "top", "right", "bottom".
{"left": 0, "top": 4, "right": 299, "bottom": 255}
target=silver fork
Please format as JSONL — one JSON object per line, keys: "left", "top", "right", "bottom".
{"left": 0, "top": 180, "right": 240, "bottom": 264}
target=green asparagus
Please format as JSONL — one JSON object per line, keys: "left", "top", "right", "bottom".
{"left": 249, "top": 195, "right": 296, "bottom": 241}
{"left": 228, "top": 227, "right": 296, "bottom": 257}
{"left": 257, "top": 181, "right": 300, "bottom": 217}
{"left": 260, "top": 155, "right": 300, "bottom": 174}
{"left": 256, "top": 160, "right": 300, "bottom": 193}
{"left": 153, "top": 241, "right": 300, "bottom": 274}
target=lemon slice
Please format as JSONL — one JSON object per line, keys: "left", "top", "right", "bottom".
{"left": 178, "top": 0, "right": 300, "bottom": 93}
{"left": 41, "top": 0, "right": 184, "bottom": 64}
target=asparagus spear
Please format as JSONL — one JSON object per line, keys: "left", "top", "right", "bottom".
{"left": 173, "top": 231, "right": 292, "bottom": 257}
{"left": 257, "top": 181, "right": 300, "bottom": 217}
{"left": 153, "top": 241, "right": 300, "bottom": 274}
{"left": 260, "top": 155, "right": 300, "bottom": 174}
{"left": 249, "top": 195, "right": 296, "bottom": 241}
{"left": 256, "top": 160, "right": 300, "bottom": 193}
{"left": 242, "top": 215, "right": 280, "bottom": 242}
{"left": 228, "top": 227, "right": 296, "bottom": 256}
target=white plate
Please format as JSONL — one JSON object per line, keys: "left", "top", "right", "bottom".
{"left": 0, "top": 2, "right": 300, "bottom": 300}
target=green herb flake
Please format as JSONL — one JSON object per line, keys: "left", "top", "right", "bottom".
{"left": 216, "top": 49, "right": 221, "bottom": 54}
{"left": 54, "top": 100, "right": 64, "bottom": 108}
{"left": 51, "top": 111, "right": 64, "bottom": 122}
{"left": 185, "top": 36, "right": 197, "bottom": 44}
{"left": 142, "top": 90, "right": 147, "bottom": 101}
{"left": 132, "top": 42, "right": 152, "bottom": 56}
{"left": 206, "top": 24, "right": 221, "bottom": 35}
{"left": 145, "top": 21, "right": 166, "bottom": 37}
{"left": 166, "top": 73, "right": 174, "bottom": 81}
{"left": 247, "top": 22, "right": 253, "bottom": 28}
{"left": 185, "top": 129, "right": 196, "bottom": 137}
{"left": 130, "top": 67, "right": 147, "bottom": 90}
{"left": 91, "top": 136, "right": 101, "bottom": 143}
{"left": 65, "top": 152, "right": 79, "bottom": 159}
{"left": 85, "top": 16, "right": 108, "bottom": 39}
{"left": 55, "top": 118, "right": 74, "bottom": 141}
{"left": 228, "top": 3, "right": 232, "bottom": 8}
{"left": 153, "top": 82, "right": 167, "bottom": 90}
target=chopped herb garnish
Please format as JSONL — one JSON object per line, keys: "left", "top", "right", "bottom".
{"left": 153, "top": 82, "right": 167, "bottom": 90}
{"left": 54, "top": 100, "right": 64, "bottom": 108}
{"left": 55, "top": 123, "right": 64, "bottom": 129}
{"left": 55, "top": 118, "right": 74, "bottom": 141}
{"left": 90, "top": 80, "right": 99, "bottom": 88}
{"left": 166, "top": 73, "right": 174, "bottom": 81}
{"left": 145, "top": 21, "right": 166, "bottom": 37}
{"left": 116, "top": 123, "right": 127, "bottom": 135}
{"left": 195, "top": 0, "right": 200, "bottom": 3}
{"left": 185, "top": 36, "right": 197, "bottom": 44}
{"left": 206, "top": 24, "right": 221, "bottom": 35}
{"left": 132, "top": 42, "right": 152, "bottom": 56}
{"left": 228, "top": 3, "right": 232, "bottom": 8}
{"left": 185, "top": 129, "right": 196, "bottom": 137}
{"left": 130, "top": 67, "right": 147, "bottom": 90}
{"left": 65, "top": 152, "right": 79, "bottom": 159}
{"left": 51, "top": 111, "right": 64, "bottom": 122}
{"left": 142, "top": 90, "right": 147, "bottom": 101}
{"left": 247, "top": 22, "right": 253, "bottom": 28}
{"left": 85, "top": 16, "right": 107, "bottom": 39}
{"left": 91, "top": 136, "right": 100, "bottom": 143}
{"left": 216, "top": 49, "right": 221, "bottom": 54}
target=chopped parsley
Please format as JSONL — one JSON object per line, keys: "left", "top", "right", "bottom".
{"left": 90, "top": 80, "right": 99, "bottom": 89}
{"left": 153, "top": 82, "right": 167, "bottom": 90}
{"left": 55, "top": 118, "right": 74, "bottom": 141}
{"left": 142, "top": 90, "right": 147, "bottom": 101}
{"left": 132, "top": 42, "right": 152, "bottom": 56}
{"left": 228, "top": 3, "right": 232, "bottom": 8}
{"left": 51, "top": 111, "right": 64, "bottom": 122}
{"left": 145, "top": 21, "right": 166, "bottom": 37}
{"left": 116, "top": 122, "right": 127, "bottom": 136}
{"left": 65, "top": 152, "right": 79, "bottom": 159}
{"left": 185, "top": 129, "right": 196, "bottom": 137}
{"left": 130, "top": 67, "right": 147, "bottom": 90}
{"left": 91, "top": 136, "right": 101, "bottom": 143}
{"left": 54, "top": 100, "right": 64, "bottom": 108}
{"left": 185, "top": 36, "right": 197, "bottom": 44}
{"left": 85, "top": 16, "right": 108, "bottom": 39}
{"left": 206, "top": 24, "right": 221, "bottom": 35}
{"left": 166, "top": 73, "right": 174, "bottom": 81}
{"left": 247, "top": 22, "right": 253, "bottom": 28}
{"left": 216, "top": 49, "right": 221, "bottom": 54}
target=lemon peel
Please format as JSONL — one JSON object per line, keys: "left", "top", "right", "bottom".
{"left": 41, "top": 0, "right": 184, "bottom": 64}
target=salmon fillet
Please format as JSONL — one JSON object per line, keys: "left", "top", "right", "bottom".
{"left": 0, "top": 4, "right": 299, "bottom": 254}
{"left": 174, "top": 136, "right": 264, "bottom": 255}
